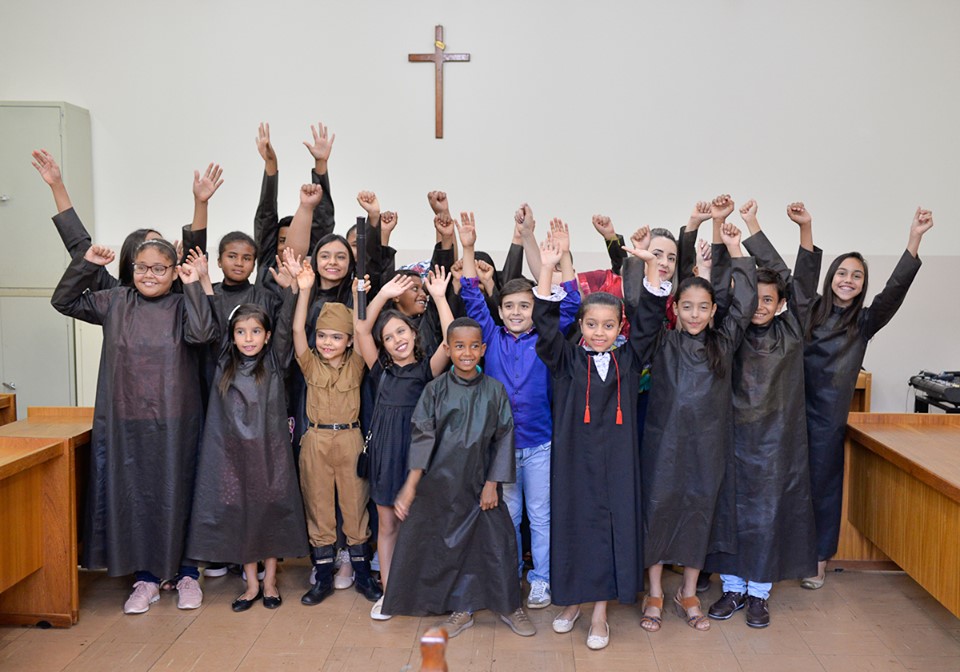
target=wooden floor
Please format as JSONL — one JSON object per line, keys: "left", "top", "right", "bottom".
{"left": 2, "top": 562, "right": 959, "bottom": 671}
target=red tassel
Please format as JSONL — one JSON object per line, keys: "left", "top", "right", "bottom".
{"left": 616, "top": 407, "right": 623, "bottom": 425}
{"left": 584, "top": 356, "right": 592, "bottom": 424}
{"left": 584, "top": 406, "right": 591, "bottom": 423}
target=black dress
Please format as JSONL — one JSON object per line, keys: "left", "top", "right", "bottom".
{"left": 533, "top": 292, "right": 646, "bottom": 607}
{"left": 704, "top": 232, "right": 819, "bottom": 582}
{"left": 382, "top": 370, "right": 518, "bottom": 616}
{"left": 367, "top": 359, "right": 434, "bottom": 507}
{"left": 51, "top": 257, "right": 217, "bottom": 579}
{"left": 640, "top": 257, "right": 757, "bottom": 569}
{"left": 186, "top": 290, "right": 308, "bottom": 565}
{"left": 804, "top": 250, "right": 922, "bottom": 560}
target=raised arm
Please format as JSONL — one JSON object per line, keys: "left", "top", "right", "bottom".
{"left": 516, "top": 203, "right": 541, "bottom": 279}
{"left": 287, "top": 184, "right": 322, "bottom": 259}
{"left": 592, "top": 215, "right": 625, "bottom": 274}
{"left": 861, "top": 208, "right": 931, "bottom": 339}
{"left": 786, "top": 201, "right": 814, "bottom": 252}
{"left": 190, "top": 163, "right": 224, "bottom": 234}
{"left": 33, "top": 149, "right": 95, "bottom": 259}
{"left": 677, "top": 201, "right": 712, "bottom": 282}
{"left": 305, "top": 122, "right": 337, "bottom": 249}
{"left": 710, "top": 194, "right": 735, "bottom": 244}
{"left": 500, "top": 218, "right": 525, "bottom": 283}
{"left": 532, "top": 238, "right": 572, "bottom": 371}
{"left": 51, "top": 245, "right": 117, "bottom": 324}
{"left": 292, "top": 258, "right": 316, "bottom": 358}
{"left": 549, "top": 218, "right": 576, "bottom": 283}
{"left": 424, "top": 266, "right": 454, "bottom": 376}
{"left": 254, "top": 123, "right": 280, "bottom": 268}
{"left": 177, "top": 261, "right": 218, "bottom": 346}
{"left": 623, "top": 246, "right": 666, "bottom": 365}
{"left": 353, "top": 274, "right": 415, "bottom": 369}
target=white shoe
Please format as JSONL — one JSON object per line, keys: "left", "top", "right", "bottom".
{"left": 370, "top": 550, "right": 380, "bottom": 572}
{"left": 203, "top": 563, "right": 228, "bottom": 578}
{"left": 552, "top": 608, "right": 581, "bottom": 633}
{"left": 586, "top": 622, "right": 609, "bottom": 650}
{"left": 334, "top": 549, "right": 354, "bottom": 589}
{"left": 370, "top": 596, "right": 392, "bottom": 621}
{"left": 123, "top": 581, "right": 160, "bottom": 614}
{"left": 527, "top": 580, "right": 552, "bottom": 609}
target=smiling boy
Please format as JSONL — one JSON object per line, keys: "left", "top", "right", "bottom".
{"left": 381, "top": 317, "right": 536, "bottom": 638}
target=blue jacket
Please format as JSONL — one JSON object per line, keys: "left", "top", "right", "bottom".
{"left": 460, "top": 276, "right": 580, "bottom": 449}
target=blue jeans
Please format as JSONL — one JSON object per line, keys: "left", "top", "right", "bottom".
{"left": 720, "top": 574, "right": 772, "bottom": 600}
{"left": 502, "top": 442, "right": 551, "bottom": 585}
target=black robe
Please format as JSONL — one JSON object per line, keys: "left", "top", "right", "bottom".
{"left": 382, "top": 370, "right": 519, "bottom": 616}
{"left": 186, "top": 290, "right": 308, "bottom": 565}
{"left": 51, "top": 257, "right": 217, "bottom": 578}
{"left": 533, "top": 292, "right": 645, "bottom": 606}
{"left": 804, "top": 249, "right": 922, "bottom": 560}
{"left": 640, "top": 257, "right": 757, "bottom": 569}
{"left": 704, "top": 232, "right": 819, "bottom": 582}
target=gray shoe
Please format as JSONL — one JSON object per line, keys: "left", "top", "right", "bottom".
{"left": 526, "top": 580, "right": 552, "bottom": 609}
{"left": 439, "top": 611, "right": 474, "bottom": 638}
{"left": 500, "top": 607, "right": 537, "bottom": 637}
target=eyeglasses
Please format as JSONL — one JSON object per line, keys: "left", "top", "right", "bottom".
{"left": 132, "top": 263, "right": 173, "bottom": 276}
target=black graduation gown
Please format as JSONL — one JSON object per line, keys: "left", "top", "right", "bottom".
{"left": 52, "top": 207, "right": 118, "bottom": 290}
{"left": 704, "top": 233, "right": 819, "bottom": 582}
{"left": 382, "top": 370, "right": 519, "bottom": 616}
{"left": 804, "top": 249, "right": 922, "bottom": 560}
{"left": 533, "top": 293, "right": 645, "bottom": 606}
{"left": 186, "top": 290, "right": 308, "bottom": 565}
{"left": 640, "top": 257, "right": 757, "bottom": 569}
{"left": 50, "top": 257, "right": 217, "bottom": 578}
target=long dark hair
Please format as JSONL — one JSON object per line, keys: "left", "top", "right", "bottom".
{"left": 675, "top": 276, "right": 726, "bottom": 378}
{"left": 119, "top": 229, "right": 162, "bottom": 286}
{"left": 373, "top": 309, "right": 425, "bottom": 368}
{"left": 218, "top": 304, "right": 272, "bottom": 396}
{"left": 310, "top": 233, "right": 355, "bottom": 305}
{"left": 807, "top": 252, "right": 868, "bottom": 340}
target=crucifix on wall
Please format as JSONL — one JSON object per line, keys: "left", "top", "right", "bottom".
{"left": 408, "top": 25, "right": 471, "bottom": 139}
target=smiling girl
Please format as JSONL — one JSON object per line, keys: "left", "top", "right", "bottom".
{"left": 51, "top": 240, "right": 217, "bottom": 614}
{"left": 353, "top": 268, "right": 454, "bottom": 620}
{"left": 801, "top": 206, "right": 934, "bottom": 589}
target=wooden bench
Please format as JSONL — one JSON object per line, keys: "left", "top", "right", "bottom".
{"left": 0, "top": 406, "right": 93, "bottom": 627}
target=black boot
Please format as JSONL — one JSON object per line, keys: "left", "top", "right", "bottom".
{"left": 301, "top": 545, "right": 335, "bottom": 606}
{"left": 349, "top": 543, "right": 383, "bottom": 602}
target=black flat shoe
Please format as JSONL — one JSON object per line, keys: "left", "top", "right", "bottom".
{"left": 262, "top": 593, "right": 282, "bottom": 609}
{"left": 232, "top": 588, "right": 263, "bottom": 612}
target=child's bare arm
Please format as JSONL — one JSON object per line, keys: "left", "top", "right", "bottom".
{"left": 720, "top": 222, "right": 744, "bottom": 258}
{"left": 786, "top": 202, "right": 814, "bottom": 252}
{"left": 456, "top": 212, "right": 478, "bottom": 278}
{"left": 32, "top": 149, "right": 73, "bottom": 213}
{"left": 292, "top": 259, "right": 316, "bottom": 358}
{"left": 287, "top": 184, "right": 321, "bottom": 259}
{"left": 191, "top": 163, "right": 224, "bottom": 232}
{"left": 550, "top": 219, "right": 576, "bottom": 283}
{"left": 425, "top": 265, "right": 455, "bottom": 376}
{"left": 394, "top": 470, "right": 423, "bottom": 521}
{"left": 537, "top": 238, "right": 563, "bottom": 296}
{"left": 739, "top": 199, "right": 760, "bottom": 237}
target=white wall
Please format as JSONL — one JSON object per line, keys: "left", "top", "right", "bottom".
{"left": 2, "top": 0, "right": 958, "bottom": 409}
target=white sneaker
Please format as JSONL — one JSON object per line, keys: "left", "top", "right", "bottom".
{"left": 370, "top": 596, "right": 392, "bottom": 621}
{"left": 334, "top": 550, "right": 354, "bottom": 589}
{"left": 526, "top": 580, "right": 552, "bottom": 609}
{"left": 241, "top": 562, "right": 266, "bottom": 582}
{"left": 123, "top": 581, "right": 160, "bottom": 614}
{"left": 370, "top": 550, "right": 380, "bottom": 572}
{"left": 203, "top": 563, "right": 228, "bottom": 578}
{"left": 176, "top": 576, "right": 203, "bottom": 610}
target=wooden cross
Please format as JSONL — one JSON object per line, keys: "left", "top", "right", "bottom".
{"left": 408, "top": 25, "right": 471, "bottom": 139}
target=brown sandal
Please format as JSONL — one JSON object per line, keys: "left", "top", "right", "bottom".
{"left": 640, "top": 595, "right": 663, "bottom": 632}
{"left": 674, "top": 593, "right": 710, "bottom": 631}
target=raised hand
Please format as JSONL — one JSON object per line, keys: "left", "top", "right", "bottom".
{"left": 380, "top": 273, "right": 416, "bottom": 300}
{"left": 303, "top": 121, "right": 335, "bottom": 162}
{"left": 269, "top": 263, "right": 294, "bottom": 289}
{"left": 591, "top": 215, "right": 617, "bottom": 241}
{"left": 193, "top": 163, "right": 224, "bottom": 203}
{"left": 434, "top": 213, "right": 456, "bottom": 240}
{"left": 172, "top": 239, "right": 184, "bottom": 262}
{"left": 256, "top": 122, "right": 277, "bottom": 164}
{"left": 539, "top": 237, "right": 563, "bottom": 270}
{"left": 549, "top": 218, "right": 570, "bottom": 253}
{"left": 31, "top": 149, "right": 62, "bottom": 186}
{"left": 178, "top": 262, "right": 199, "bottom": 284}
{"left": 449, "top": 258, "right": 464, "bottom": 293}
{"left": 281, "top": 246, "right": 304, "bottom": 279}
{"left": 740, "top": 199, "right": 758, "bottom": 223}
{"left": 184, "top": 246, "right": 209, "bottom": 279}
{"left": 456, "top": 211, "right": 477, "bottom": 248}
{"left": 353, "top": 274, "right": 371, "bottom": 297}
{"left": 696, "top": 238, "right": 713, "bottom": 279}
{"left": 516, "top": 203, "right": 535, "bottom": 237}
{"left": 476, "top": 259, "right": 495, "bottom": 284}
{"left": 720, "top": 221, "right": 742, "bottom": 248}
{"left": 425, "top": 264, "right": 452, "bottom": 298}
{"left": 380, "top": 211, "right": 398, "bottom": 235}
{"left": 300, "top": 183, "right": 323, "bottom": 208}
{"left": 427, "top": 191, "right": 450, "bottom": 217}
{"left": 356, "top": 191, "right": 380, "bottom": 215}
{"left": 690, "top": 200, "right": 712, "bottom": 225}
{"left": 711, "top": 194, "right": 735, "bottom": 222}
{"left": 786, "top": 201, "right": 812, "bottom": 227}
{"left": 630, "top": 225, "right": 651, "bottom": 250}
{"left": 296, "top": 258, "right": 316, "bottom": 291}
{"left": 911, "top": 207, "right": 934, "bottom": 237}
{"left": 83, "top": 244, "right": 115, "bottom": 266}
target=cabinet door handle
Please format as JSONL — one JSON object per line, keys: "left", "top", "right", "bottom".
{"left": 0, "top": 195, "right": 10, "bottom": 202}
{"left": 2, "top": 382, "right": 15, "bottom": 390}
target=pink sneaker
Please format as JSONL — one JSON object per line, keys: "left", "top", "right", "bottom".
{"left": 176, "top": 576, "right": 203, "bottom": 610}
{"left": 123, "top": 581, "right": 160, "bottom": 614}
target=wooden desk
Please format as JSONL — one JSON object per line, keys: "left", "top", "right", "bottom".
{"left": 845, "top": 413, "right": 960, "bottom": 617}
{"left": 0, "top": 407, "right": 93, "bottom": 627}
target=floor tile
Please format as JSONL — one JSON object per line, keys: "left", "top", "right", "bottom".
{"left": 817, "top": 654, "right": 907, "bottom": 671}
{"left": 896, "top": 656, "right": 960, "bottom": 671}
{"left": 654, "top": 650, "right": 742, "bottom": 671}
{"left": 736, "top": 653, "right": 827, "bottom": 671}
